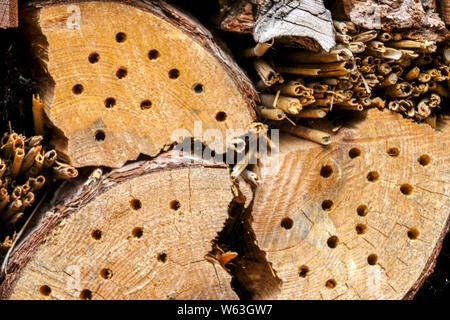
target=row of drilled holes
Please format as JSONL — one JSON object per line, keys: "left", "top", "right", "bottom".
{"left": 282, "top": 145, "right": 427, "bottom": 289}
{"left": 37, "top": 196, "right": 176, "bottom": 298}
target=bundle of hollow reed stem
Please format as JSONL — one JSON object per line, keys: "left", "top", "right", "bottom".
{"left": 243, "top": 20, "right": 449, "bottom": 143}
{"left": 0, "top": 131, "right": 78, "bottom": 252}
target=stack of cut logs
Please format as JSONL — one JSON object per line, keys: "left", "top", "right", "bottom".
{"left": 247, "top": 20, "right": 449, "bottom": 137}
{"left": 0, "top": 130, "right": 77, "bottom": 249}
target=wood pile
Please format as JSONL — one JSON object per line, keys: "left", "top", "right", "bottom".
{"left": 0, "top": 0, "right": 449, "bottom": 300}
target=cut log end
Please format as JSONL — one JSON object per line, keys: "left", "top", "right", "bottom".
{"left": 21, "top": 0, "right": 258, "bottom": 168}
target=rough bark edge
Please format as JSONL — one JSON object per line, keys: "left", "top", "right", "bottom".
{"left": 0, "top": 152, "right": 228, "bottom": 299}
{"left": 20, "top": 0, "right": 260, "bottom": 139}
{"left": 0, "top": 0, "right": 18, "bottom": 28}
{"left": 403, "top": 214, "right": 450, "bottom": 300}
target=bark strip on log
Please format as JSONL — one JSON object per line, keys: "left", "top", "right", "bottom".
{"left": 20, "top": 0, "right": 258, "bottom": 168}
{"left": 250, "top": 109, "right": 450, "bottom": 299}
{"left": 0, "top": 152, "right": 237, "bottom": 299}
{"left": 0, "top": 0, "right": 18, "bottom": 28}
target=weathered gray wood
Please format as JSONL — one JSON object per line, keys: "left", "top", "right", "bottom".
{"left": 253, "top": 0, "right": 336, "bottom": 51}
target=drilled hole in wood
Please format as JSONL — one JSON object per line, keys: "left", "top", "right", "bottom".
{"left": 140, "top": 100, "right": 152, "bottom": 110}
{"left": 130, "top": 198, "right": 142, "bottom": 210}
{"left": 349, "top": 148, "right": 361, "bottom": 159}
{"left": 157, "top": 252, "right": 167, "bottom": 263}
{"left": 367, "top": 171, "right": 379, "bottom": 182}
{"left": 116, "top": 67, "right": 128, "bottom": 79}
{"left": 192, "top": 83, "right": 204, "bottom": 94}
{"left": 91, "top": 229, "right": 102, "bottom": 240}
{"left": 148, "top": 49, "right": 159, "bottom": 60}
{"left": 356, "top": 223, "right": 367, "bottom": 235}
{"left": 115, "top": 32, "right": 127, "bottom": 43}
{"left": 280, "top": 217, "right": 293, "bottom": 230}
{"left": 100, "top": 268, "right": 113, "bottom": 280}
{"left": 325, "top": 279, "right": 336, "bottom": 289}
{"left": 387, "top": 147, "right": 400, "bottom": 157}
{"left": 132, "top": 227, "right": 143, "bottom": 239}
{"left": 39, "top": 285, "right": 51, "bottom": 297}
{"left": 367, "top": 254, "right": 378, "bottom": 265}
{"left": 320, "top": 165, "right": 333, "bottom": 178}
{"left": 418, "top": 154, "right": 431, "bottom": 166}
{"left": 357, "top": 204, "right": 368, "bottom": 216}
{"left": 407, "top": 228, "right": 420, "bottom": 240}
{"left": 72, "top": 84, "right": 84, "bottom": 95}
{"left": 168, "top": 69, "right": 180, "bottom": 79}
{"left": 88, "top": 52, "right": 99, "bottom": 64}
{"left": 79, "top": 289, "right": 92, "bottom": 300}
{"left": 327, "top": 236, "right": 339, "bottom": 248}
{"left": 105, "top": 97, "right": 116, "bottom": 108}
{"left": 215, "top": 111, "right": 227, "bottom": 122}
{"left": 95, "top": 130, "right": 106, "bottom": 142}
{"left": 400, "top": 184, "right": 413, "bottom": 195}
{"left": 321, "top": 200, "right": 333, "bottom": 211}
{"left": 170, "top": 200, "right": 181, "bottom": 211}
{"left": 298, "top": 265, "right": 309, "bottom": 278}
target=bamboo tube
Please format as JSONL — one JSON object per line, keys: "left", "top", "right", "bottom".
{"left": 336, "top": 33, "right": 351, "bottom": 44}
{"left": 310, "top": 98, "right": 332, "bottom": 108}
{"left": 412, "top": 83, "right": 429, "bottom": 97}
{"left": 278, "top": 66, "right": 320, "bottom": 76}
{"left": 299, "top": 95, "right": 316, "bottom": 106}
{"left": 0, "top": 188, "right": 9, "bottom": 212}
{"left": 367, "top": 41, "right": 386, "bottom": 53}
{"left": 360, "top": 65, "right": 375, "bottom": 74}
{"left": 418, "top": 73, "right": 432, "bottom": 83}
{"left": 241, "top": 169, "right": 261, "bottom": 186}
{"left": 53, "top": 166, "right": 78, "bottom": 180}
{"left": 387, "top": 40, "right": 437, "bottom": 53}
{"left": 253, "top": 59, "right": 283, "bottom": 86}
{"left": 308, "top": 83, "right": 328, "bottom": 94}
{"left": 5, "top": 212, "right": 23, "bottom": 226}
{"left": 291, "top": 61, "right": 356, "bottom": 72}
{"left": 10, "top": 148, "right": 25, "bottom": 177}
{"left": 334, "top": 104, "right": 364, "bottom": 111}
{"left": 277, "top": 48, "right": 353, "bottom": 64}
{"left": 22, "top": 192, "right": 35, "bottom": 208}
{"left": 344, "top": 21, "right": 357, "bottom": 33}
{"left": 32, "top": 94, "right": 45, "bottom": 135}
{"left": 370, "top": 97, "right": 386, "bottom": 109}
{"left": 404, "top": 66, "right": 420, "bottom": 81}
{"left": 1, "top": 199, "right": 22, "bottom": 222}
{"left": 347, "top": 42, "right": 366, "bottom": 53}
{"left": 417, "top": 99, "right": 432, "bottom": 119}
{"left": 272, "top": 81, "right": 313, "bottom": 96}
{"left": 2, "top": 133, "right": 18, "bottom": 159}
{"left": 429, "top": 93, "right": 441, "bottom": 107}
{"left": 43, "top": 150, "right": 57, "bottom": 168}
{"left": 230, "top": 149, "right": 254, "bottom": 180}
{"left": 429, "top": 82, "right": 449, "bottom": 98}
{"left": 260, "top": 107, "right": 286, "bottom": 121}
{"left": 0, "top": 161, "right": 6, "bottom": 179}
{"left": 399, "top": 49, "right": 420, "bottom": 60}
{"left": 318, "top": 69, "right": 352, "bottom": 77}
{"left": 20, "top": 145, "right": 42, "bottom": 174}
{"left": 352, "top": 30, "right": 378, "bottom": 43}
{"left": 239, "top": 40, "right": 274, "bottom": 58}
{"left": 260, "top": 94, "right": 301, "bottom": 114}
{"left": 11, "top": 187, "right": 22, "bottom": 200}
{"left": 323, "top": 78, "right": 339, "bottom": 86}
{"left": 377, "top": 63, "right": 392, "bottom": 75}
{"left": 392, "top": 33, "right": 402, "bottom": 41}
{"left": 30, "top": 176, "right": 45, "bottom": 192}
{"left": 32, "top": 154, "right": 44, "bottom": 173}
{"left": 386, "top": 82, "right": 413, "bottom": 98}
{"left": 415, "top": 53, "right": 433, "bottom": 66}
{"left": 13, "top": 138, "right": 24, "bottom": 152}
{"left": 381, "top": 48, "right": 403, "bottom": 60}
{"left": 388, "top": 101, "right": 400, "bottom": 111}
{"left": 359, "top": 97, "right": 372, "bottom": 107}
{"left": 443, "top": 47, "right": 450, "bottom": 64}
{"left": 280, "top": 124, "right": 331, "bottom": 145}
{"left": 336, "top": 80, "right": 353, "bottom": 90}
{"left": 25, "top": 135, "right": 43, "bottom": 149}
{"left": 295, "top": 109, "right": 327, "bottom": 119}
{"left": 390, "top": 65, "right": 403, "bottom": 76}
